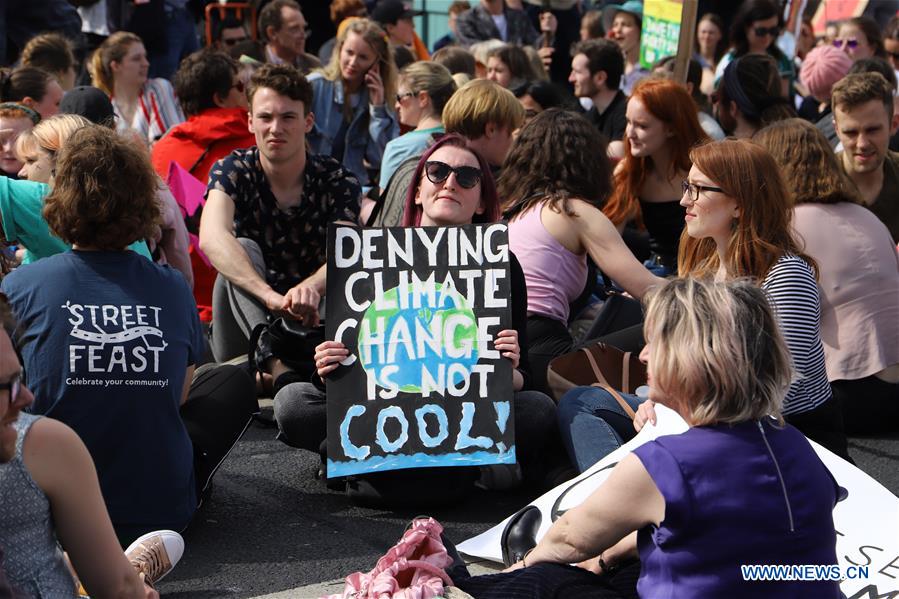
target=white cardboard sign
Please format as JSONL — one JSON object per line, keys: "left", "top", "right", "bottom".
{"left": 458, "top": 405, "right": 899, "bottom": 597}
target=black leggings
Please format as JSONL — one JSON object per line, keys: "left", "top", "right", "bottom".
{"left": 831, "top": 375, "right": 899, "bottom": 435}
{"left": 115, "top": 364, "right": 257, "bottom": 546}
{"left": 526, "top": 316, "right": 574, "bottom": 396}
{"left": 455, "top": 562, "right": 640, "bottom": 599}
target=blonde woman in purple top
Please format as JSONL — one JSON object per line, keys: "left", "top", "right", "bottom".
{"left": 453, "top": 278, "right": 841, "bottom": 599}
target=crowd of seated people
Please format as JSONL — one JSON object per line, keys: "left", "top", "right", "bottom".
{"left": 1, "top": 0, "right": 898, "bottom": 595}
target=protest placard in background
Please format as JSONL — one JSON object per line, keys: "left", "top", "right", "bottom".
{"left": 325, "top": 224, "right": 515, "bottom": 478}
{"left": 639, "top": 0, "right": 684, "bottom": 70}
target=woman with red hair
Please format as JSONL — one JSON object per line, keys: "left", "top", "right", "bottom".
{"left": 603, "top": 78, "right": 708, "bottom": 275}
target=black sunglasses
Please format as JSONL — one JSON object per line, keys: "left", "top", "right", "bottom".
{"left": 753, "top": 26, "right": 780, "bottom": 38}
{"left": 424, "top": 160, "right": 482, "bottom": 189}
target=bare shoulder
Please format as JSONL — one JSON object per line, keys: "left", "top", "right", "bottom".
{"left": 23, "top": 418, "right": 93, "bottom": 493}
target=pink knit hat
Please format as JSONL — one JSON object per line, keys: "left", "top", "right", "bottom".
{"left": 801, "top": 45, "right": 853, "bottom": 101}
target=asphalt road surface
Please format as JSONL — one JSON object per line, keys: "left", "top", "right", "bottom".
{"left": 157, "top": 408, "right": 899, "bottom": 598}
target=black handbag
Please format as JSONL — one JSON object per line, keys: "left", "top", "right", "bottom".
{"left": 248, "top": 318, "right": 325, "bottom": 384}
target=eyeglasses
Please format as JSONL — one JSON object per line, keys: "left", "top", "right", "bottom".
{"left": 424, "top": 160, "right": 482, "bottom": 189}
{"left": 833, "top": 38, "right": 859, "bottom": 49}
{"left": 222, "top": 36, "right": 249, "bottom": 47}
{"left": 1, "top": 374, "right": 23, "bottom": 410}
{"left": 682, "top": 180, "right": 724, "bottom": 202}
{"left": 395, "top": 91, "right": 415, "bottom": 103}
{"left": 753, "top": 26, "right": 781, "bottom": 38}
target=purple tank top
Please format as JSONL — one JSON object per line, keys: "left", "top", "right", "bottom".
{"left": 508, "top": 204, "right": 587, "bottom": 323}
{"left": 632, "top": 419, "right": 841, "bottom": 599}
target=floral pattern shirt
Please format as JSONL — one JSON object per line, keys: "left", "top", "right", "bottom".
{"left": 207, "top": 147, "right": 361, "bottom": 293}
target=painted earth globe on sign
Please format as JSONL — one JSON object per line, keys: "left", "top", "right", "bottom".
{"left": 358, "top": 283, "right": 480, "bottom": 393}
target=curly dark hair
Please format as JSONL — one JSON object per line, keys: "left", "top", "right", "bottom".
{"left": 43, "top": 126, "right": 160, "bottom": 250}
{"left": 174, "top": 48, "right": 239, "bottom": 117}
{"left": 500, "top": 108, "right": 612, "bottom": 219}
{"left": 247, "top": 63, "right": 313, "bottom": 113}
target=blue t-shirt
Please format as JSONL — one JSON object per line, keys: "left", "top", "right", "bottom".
{"left": 0, "top": 176, "right": 152, "bottom": 263}
{"left": 378, "top": 126, "right": 443, "bottom": 189}
{"left": 1, "top": 250, "right": 205, "bottom": 530}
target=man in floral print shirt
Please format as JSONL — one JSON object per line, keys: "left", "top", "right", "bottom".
{"left": 200, "top": 64, "right": 361, "bottom": 362}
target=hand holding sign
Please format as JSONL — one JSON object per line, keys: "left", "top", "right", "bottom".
{"left": 315, "top": 340, "right": 349, "bottom": 378}
{"left": 633, "top": 400, "right": 657, "bottom": 432}
{"left": 325, "top": 224, "right": 515, "bottom": 477}
{"left": 494, "top": 329, "right": 520, "bottom": 370}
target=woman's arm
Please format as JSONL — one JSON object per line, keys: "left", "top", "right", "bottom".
{"left": 517, "top": 453, "right": 664, "bottom": 568}
{"left": 24, "top": 418, "right": 151, "bottom": 598}
{"left": 568, "top": 200, "right": 665, "bottom": 299}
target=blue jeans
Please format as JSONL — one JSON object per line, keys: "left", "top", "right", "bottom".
{"left": 557, "top": 386, "right": 646, "bottom": 473}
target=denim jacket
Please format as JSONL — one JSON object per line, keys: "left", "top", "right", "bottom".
{"left": 306, "top": 72, "right": 399, "bottom": 188}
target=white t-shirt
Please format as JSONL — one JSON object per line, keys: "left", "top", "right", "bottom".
{"left": 491, "top": 13, "right": 509, "bottom": 41}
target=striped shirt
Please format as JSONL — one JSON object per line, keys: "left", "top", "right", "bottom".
{"left": 114, "top": 78, "right": 184, "bottom": 144}
{"left": 761, "top": 254, "right": 832, "bottom": 415}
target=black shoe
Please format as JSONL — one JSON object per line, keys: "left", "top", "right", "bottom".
{"left": 500, "top": 504, "right": 541, "bottom": 567}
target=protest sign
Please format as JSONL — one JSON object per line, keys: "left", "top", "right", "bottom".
{"left": 325, "top": 224, "right": 515, "bottom": 478}
{"left": 458, "top": 405, "right": 899, "bottom": 597}
{"left": 639, "top": 0, "right": 684, "bottom": 70}
{"left": 638, "top": 0, "right": 697, "bottom": 84}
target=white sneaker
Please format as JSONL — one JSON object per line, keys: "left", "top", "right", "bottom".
{"left": 125, "top": 530, "right": 185, "bottom": 585}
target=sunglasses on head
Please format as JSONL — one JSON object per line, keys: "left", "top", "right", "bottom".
{"left": 834, "top": 37, "right": 859, "bottom": 49}
{"left": 753, "top": 26, "right": 780, "bottom": 38}
{"left": 424, "top": 160, "right": 482, "bottom": 189}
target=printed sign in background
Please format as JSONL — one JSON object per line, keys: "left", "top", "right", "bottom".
{"left": 325, "top": 224, "right": 515, "bottom": 477}
{"left": 639, "top": 0, "right": 684, "bottom": 70}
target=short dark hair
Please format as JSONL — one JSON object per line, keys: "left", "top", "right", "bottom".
{"left": 572, "top": 39, "right": 624, "bottom": 90}
{"left": 215, "top": 17, "right": 246, "bottom": 41}
{"left": 832, "top": 72, "right": 895, "bottom": 119}
{"left": 43, "top": 126, "right": 160, "bottom": 250}
{"left": 174, "top": 49, "right": 239, "bottom": 117}
{"left": 512, "top": 79, "right": 567, "bottom": 111}
{"left": 848, "top": 57, "right": 897, "bottom": 90}
{"left": 247, "top": 63, "right": 312, "bottom": 113}
{"left": 0, "top": 66, "right": 53, "bottom": 103}
{"left": 20, "top": 33, "right": 76, "bottom": 78}
{"left": 432, "top": 46, "right": 476, "bottom": 78}
{"left": 259, "top": 0, "right": 301, "bottom": 41}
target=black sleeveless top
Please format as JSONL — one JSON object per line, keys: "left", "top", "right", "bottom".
{"left": 639, "top": 199, "right": 685, "bottom": 269}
